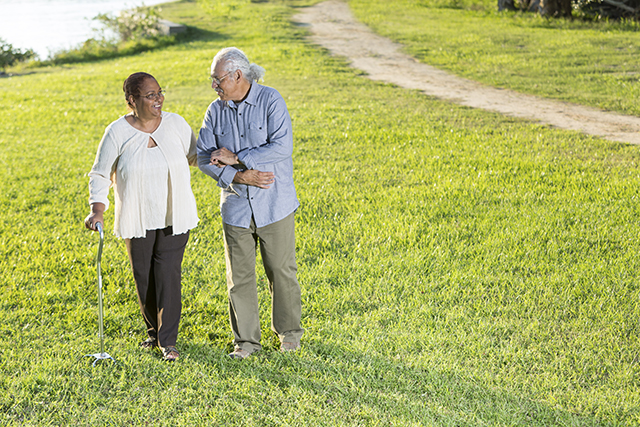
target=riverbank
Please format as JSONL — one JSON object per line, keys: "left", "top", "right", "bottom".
{"left": 0, "top": 0, "right": 175, "bottom": 59}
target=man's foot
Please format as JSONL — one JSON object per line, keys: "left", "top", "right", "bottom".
{"left": 280, "top": 341, "right": 300, "bottom": 352}
{"left": 140, "top": 337, "right": 158, "bottom": 350}
{"left": 162, "top": 346, "right": 180, "bottom": 361}
{"left": 228, "top": 347, "right": 254, "bottom": 360}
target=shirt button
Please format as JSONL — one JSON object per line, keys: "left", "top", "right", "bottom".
{"left": 241, "top": 135, "right": 244, "bottom": 137}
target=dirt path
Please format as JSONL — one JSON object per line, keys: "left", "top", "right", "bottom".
{"left": 292, "top": 1, "right": 640, "bottom": 145}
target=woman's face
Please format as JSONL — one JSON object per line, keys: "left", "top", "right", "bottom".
{"left": 130, "top": 78, "right": 164, "bottom": 119}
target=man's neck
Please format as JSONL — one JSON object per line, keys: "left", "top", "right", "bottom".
{"left": 232, "top": 81, "right": 252, "bottom": 104}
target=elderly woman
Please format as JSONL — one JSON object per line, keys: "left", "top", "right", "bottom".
{"left": 84, "top": 72, "right": 199, "bottom": 361}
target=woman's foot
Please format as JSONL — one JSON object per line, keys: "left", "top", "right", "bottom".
{"left": 140, "top": 337, "right": 158, "bottom": 350}
{"left": 162, "top": 346, "right": 180, "bottom": 361}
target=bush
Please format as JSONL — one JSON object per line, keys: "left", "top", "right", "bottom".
{"left": 34, "top": 5, "right": 180, "bottom": 67}
{"left": 504, "top": 0, "right": 640, "bottom": 20}
{"left": 46, "top": 35, "right": 176, "bottom": 65}
{"left": 0, "top": 39, "right": 35, "bottom": 72}
{"left": 93, "top": 5, "right": 162, "bottom": 42}
{"left": 575, "top": 0, "right": 640, "bottom": 20}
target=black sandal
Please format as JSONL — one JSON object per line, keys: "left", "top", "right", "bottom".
{"left": 140, "top": 338, "right": 158, "bottom": 350}
{"left": 162, "top": 346, "right": 180, "bottom": 361}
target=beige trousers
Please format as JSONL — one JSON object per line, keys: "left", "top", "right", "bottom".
{"left": 223, "top": 213, "right": 304, "bottom": 352}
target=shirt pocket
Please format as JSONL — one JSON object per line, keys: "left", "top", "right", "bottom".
{"left": 247, "top": 121, "right": 267, "bottom": 145}
{"left": 214, "top": 125, "right": 235, "bottom": 147}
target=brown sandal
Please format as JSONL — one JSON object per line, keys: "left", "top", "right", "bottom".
{"left": 162, "top": 346, "right": 180, "bottom": 361}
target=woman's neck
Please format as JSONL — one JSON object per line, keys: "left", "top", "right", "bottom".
{"left": 127, "top": 113, "right": 161, "bottom": 133}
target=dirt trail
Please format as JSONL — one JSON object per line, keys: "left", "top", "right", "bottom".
{"left": 292, "top": 1, "right": 640, "bottom": 145}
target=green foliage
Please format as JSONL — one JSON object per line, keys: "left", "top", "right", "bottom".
{"left": 0, "top": 38, "right": 35, "bottom": 71}
{"left": 197, "top": 0, "right": 251, "bottom": 17}
{"left": 30, "top": 5, "right": 181, "bottom": 66}
{"left": 43, "top": 35, "right": 178, "bottom": 66}
{"left": 93, "top": 5, "right": 162, "bottom": 42}
{"left": 576, "top": 0, "right": 640, "bottom": 20}
{"left": 418, "top": 0, "right": 495, "bottom": 10}
{"left": 0, "top": 0, "right": 639, "bottom": 425}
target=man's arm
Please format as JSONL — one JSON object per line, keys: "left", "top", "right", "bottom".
{"left": 196, "top": 109, "right": 239, "bottom": 189}
{"left": 210, "top": 147, "right": 275, "bottom": 189}
{"left": 233, "top": 170, "right": 274, "bottom": 189}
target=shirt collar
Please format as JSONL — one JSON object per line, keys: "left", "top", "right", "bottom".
{"left": 226, "top": 83, "right": 260, "bottom": 109}
{"left": 243, "top": 82, "right": 259, "bottom": 106}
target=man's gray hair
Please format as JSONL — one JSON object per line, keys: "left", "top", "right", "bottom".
{"left": 211, "top": 47, "right": 265, "bottom": 83}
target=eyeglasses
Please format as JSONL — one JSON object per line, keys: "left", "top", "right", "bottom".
{"left": 209, "top": 71, "right": 233, "bottom": 86}
{"left": 142, "top": 90, "right": 165, "bottom": 100}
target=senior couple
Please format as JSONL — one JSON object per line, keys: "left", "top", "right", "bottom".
{"left": 84, "top": 47, "right": 304, "bottom": 361}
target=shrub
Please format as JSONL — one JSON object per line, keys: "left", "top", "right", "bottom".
{"left": 575, "top": 0, "right": 640, "bottom": 20}
{"left": 37, "top": 5, "right": 181, "bottom": 66}
{"left": 93, "top": 5, "right": 162, "bottom": 42}
{"left": 0, "top": 38, "right": 35, "bottom": 72}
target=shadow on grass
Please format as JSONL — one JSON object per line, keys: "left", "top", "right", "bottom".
{"left": 22, "top": 26, "right": 229, "bottom": 69}
{"left": 181, "top": 341, "right": 609, "bottom": 426}
{"left": 0, "top": 71, "right": 37, "bottom": 79}
{"left": 178, "top": 26, "right": 230, "bottom": 46}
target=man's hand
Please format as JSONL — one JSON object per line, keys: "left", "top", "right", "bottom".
{"left": 210, "top": 147, "right": 239, "bottom": 167}
{"left": 234, "top": 170, "right": 275, "bottom": 189}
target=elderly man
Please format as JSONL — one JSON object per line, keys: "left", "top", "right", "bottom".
{"left": 197, "top": 47, "right": 304, "bottom": 359}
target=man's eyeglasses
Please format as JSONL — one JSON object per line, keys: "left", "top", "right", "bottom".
{"left": 209, "top": 71, "right": 233, "bottom": 86}
{"left": 142, "top": 90, "right": 165, "bottom": 100}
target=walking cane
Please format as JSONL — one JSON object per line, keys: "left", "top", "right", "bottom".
{"left": 85, "top": 222, "right": 116, "bottom": 366}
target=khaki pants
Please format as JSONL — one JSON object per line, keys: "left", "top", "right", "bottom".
{"left": 223, "top": 213, "right": 304, "bottom": 352}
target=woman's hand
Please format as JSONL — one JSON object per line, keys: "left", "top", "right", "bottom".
{"left": 85, "top": 203, "right": 106, "bottom": 230}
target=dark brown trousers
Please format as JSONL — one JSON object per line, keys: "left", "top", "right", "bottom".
{"left": 125, "top": 227, "right": 189, "bottom": 348}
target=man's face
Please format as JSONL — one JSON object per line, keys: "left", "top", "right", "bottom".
{"left": 211, "top": 61, "right": 241, "bottom": 102}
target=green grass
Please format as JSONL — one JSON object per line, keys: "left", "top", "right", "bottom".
{"left": 35, "top": 34, "right": 180, "bottom": 66}
{"left": 1, "top": 0, "right": 639, "bottom": 425}
{"left": 349, "top": 0, "right": 640, "bottom": 116}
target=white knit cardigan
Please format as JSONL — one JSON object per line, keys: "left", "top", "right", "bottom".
{"left": 88, "top": 112, "right": 199, "bottom": 239}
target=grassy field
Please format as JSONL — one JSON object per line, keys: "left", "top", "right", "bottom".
{"left": 1, "top": 0, "right": 639, "bottom": 425}
{"left": 350, "top": 0, "right": 640, "bottom": 116}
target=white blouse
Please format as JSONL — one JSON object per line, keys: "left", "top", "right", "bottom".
{"left": 143, "top": 146, "right": 172, "bottom": 231}
{"left": 88, "top": 112, "right": 199, "bottom": 239}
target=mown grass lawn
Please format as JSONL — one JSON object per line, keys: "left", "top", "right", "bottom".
{"left": 0, "top": 0, "right": 639, "bottom": 425}
{"left": 350, "top": 0, "right": 640, "bottom": 116}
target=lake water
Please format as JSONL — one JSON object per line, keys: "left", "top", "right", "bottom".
{"left": 0, "top": 0, "right": 173, "bottom": 59}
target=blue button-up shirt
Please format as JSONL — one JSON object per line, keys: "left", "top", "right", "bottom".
{"left": 197, "top": 83, "right": 299, "bottom": 228}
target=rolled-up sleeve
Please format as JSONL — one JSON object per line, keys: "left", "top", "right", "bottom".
{"left": 197, "top": 107, "right": 238, "bottom": 189}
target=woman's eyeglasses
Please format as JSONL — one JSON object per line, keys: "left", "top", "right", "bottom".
{"left": 142, "top": 90, "right": 165, "bottom": 100}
